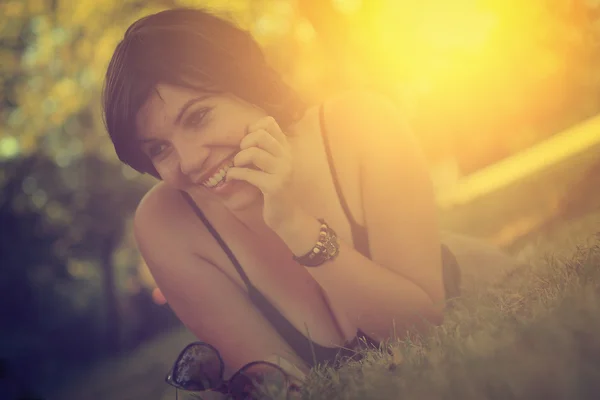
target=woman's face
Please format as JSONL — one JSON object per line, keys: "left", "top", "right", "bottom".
{"left": 135, "top": 83, "right": 266, "bottom": 210}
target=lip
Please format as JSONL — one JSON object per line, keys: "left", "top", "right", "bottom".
{"left": 197, "top": 154, "right": 235, "bottom": 185}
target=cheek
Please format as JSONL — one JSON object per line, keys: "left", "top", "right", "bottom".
{"left": 214, "top": 124, "right": 247, "bottom": 145}
{"left": 219, "top": 105, "right": 264, "bottom": 136}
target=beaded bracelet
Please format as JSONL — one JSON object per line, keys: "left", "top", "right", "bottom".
{"left": 292, "top": 219, "right": 340, "bottom": 267}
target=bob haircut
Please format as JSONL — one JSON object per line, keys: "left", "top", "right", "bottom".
{"left": 103, "top": 8, "right": 306, "bottom": 178}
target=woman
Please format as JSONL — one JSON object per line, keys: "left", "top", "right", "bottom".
{"left": 103, "top": 7, "right": 513, "bottom": 389}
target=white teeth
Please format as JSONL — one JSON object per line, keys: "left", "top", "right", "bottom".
{"left": 202, "top": 159, "right": 234, "bottom": 188}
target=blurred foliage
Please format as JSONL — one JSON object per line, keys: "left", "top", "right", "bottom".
{"left": 2, "top": 0, "right": 600, "bottom": 397}
{"left": 3, "top": 0, "right": 600, "bottom": 170}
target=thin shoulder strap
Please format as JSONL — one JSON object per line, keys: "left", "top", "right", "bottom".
{"left": 319, "top": 103, "right": 360, "bottom": 228}
{"left": 179, "top": 191, "right": 254, "bottom": 290}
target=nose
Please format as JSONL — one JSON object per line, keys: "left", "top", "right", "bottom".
{"left": 176, "top": 140, "right": 210, "bottom": 182}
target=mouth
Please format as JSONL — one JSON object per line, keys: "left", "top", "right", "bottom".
{"left": 200, "top": 155, "right": 235, "bottom": 189}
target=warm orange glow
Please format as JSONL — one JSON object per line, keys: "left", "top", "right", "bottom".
{"left": 363, "top": 0, "right": 565, "bottom": 88}
{"left": 325, "top": 0, "right": 583, "bottom": 170}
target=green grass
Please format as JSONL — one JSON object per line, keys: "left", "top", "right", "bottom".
{"left": 50, "top": 204, "right": 600, "bottom": 400}
{"left": 51, "top": 217, "right": 600, "bottom": 400}
{"left": 285, "top": 229, "right": 600, "bottom": 400}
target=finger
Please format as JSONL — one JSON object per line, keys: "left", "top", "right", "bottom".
{"left": 225, "top": 166, "right": 273, "bottom": 192}
{"left": 239, "top": 129, "right": 283, "bottom": 157}
{"left": 233, "top": 147, "right": 279, "bottom": 173}
{"left": 248, "top": 116, "right": 287, "bottom": 146}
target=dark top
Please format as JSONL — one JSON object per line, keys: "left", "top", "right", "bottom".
{"left": 180, "top": 104, "right": 461, "bottom": 368}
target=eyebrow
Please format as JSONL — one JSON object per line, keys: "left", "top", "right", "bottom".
{"left": 138, "top": 94, "right": 212, "bottom": 144}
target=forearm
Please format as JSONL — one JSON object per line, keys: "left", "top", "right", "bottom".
{"left": 274, "top": 208, "right": 443, "bottom": 340}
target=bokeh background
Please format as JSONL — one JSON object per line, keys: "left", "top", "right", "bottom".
{"left": 2, "top": 0, "right": 600, "bottom": 399}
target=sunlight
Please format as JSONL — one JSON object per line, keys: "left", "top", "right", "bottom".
{"left": 436, "top": 114, "right": 600, "bottom": 208}
{"left": 412, "top": 3, "right": 497, "bottom": 52}
{"left": 337, "top": 0, "right": 576, "bottom": 166}
{"left": 369, "top": 0, "right": 556, "bottom": 85}
{"left": 332, "top": 0, "right": 363, "bottom": 15}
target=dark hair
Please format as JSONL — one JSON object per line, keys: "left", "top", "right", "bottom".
{"left": 103, "top": 8, "right": 306, "bottom": 178}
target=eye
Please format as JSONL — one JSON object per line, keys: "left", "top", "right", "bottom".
{"left": 185, "top": 108, "right": 210, "bottom": 128}
{"left": 147, "top": 142, "right": 168, "bottom": 158}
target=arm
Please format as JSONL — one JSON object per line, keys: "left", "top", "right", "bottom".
{"left": 134, "top": 185, "right": 311, "bottom": 378}
{"left": 275, "top": 93, "right": 445, "bottom": 341}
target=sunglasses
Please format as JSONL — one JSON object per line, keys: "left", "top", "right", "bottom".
{"left": 165, "top": 341, "right": 302, "bottom": 400}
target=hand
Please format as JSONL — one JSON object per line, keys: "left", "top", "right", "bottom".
{"left": 225, "top": 116, "right": 298, "bottom": 231}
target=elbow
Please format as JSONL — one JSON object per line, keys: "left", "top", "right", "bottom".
{"left": 410, "top": 281, "right": 446, "bottom": 329}
{"left": 422, "top": 281, "right": 447, "bottom": 327}
{"left": 428, "top": 306, "right": 445, "bottom": 327}
{"left": 375, "top": 306, "right": 443, "bottom": 342}
{"left": 392, "top": 298, "right": 445, "bottom": 337}
{"left": 411, "top": 300, "right": 444, "bottom": 331}
{"left": 413, "top": 295, "right": 445, "bottom": 331}
{"left": 425, "top": 290, "right": 446, "bottom": 327}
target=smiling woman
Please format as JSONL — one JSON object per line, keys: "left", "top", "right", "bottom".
{"left": 102, "top": 6, "right": 516, "bottom": 398}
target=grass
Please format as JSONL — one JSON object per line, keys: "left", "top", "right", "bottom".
{"left": 282, "top": 227, "right": 600, "bottom": 400}
{"left": 282, "top": 219, "right": 600, "bottom": 400}
{"left": 49, "top": 215, "right": 600, "bottom": 400}
{"left": 52, "top": 220, "right": 600, "bottom": 400}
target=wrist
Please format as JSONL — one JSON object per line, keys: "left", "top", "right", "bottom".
{"left": 273, "top": 208, "right": 322, "bottom": 257}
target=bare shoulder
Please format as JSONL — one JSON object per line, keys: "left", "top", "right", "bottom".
{"left": 134, "top": 182, "right": 186, "bottom": 234}
{"left": 133, "top": 182, "right": 209, "bottom": 254}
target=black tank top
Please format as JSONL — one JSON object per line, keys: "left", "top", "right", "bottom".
{"left": 180, "top": 103, "right": 461, "bottom": 368}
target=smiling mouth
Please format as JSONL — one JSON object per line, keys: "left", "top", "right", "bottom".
{"left": 201, "top": 157, "right": 235, "bottom": 188}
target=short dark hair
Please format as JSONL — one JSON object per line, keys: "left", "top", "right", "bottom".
{"left": 103, "top": 8, "right": 306, "bottom": 178}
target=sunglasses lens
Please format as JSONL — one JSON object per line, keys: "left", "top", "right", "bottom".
{"left": 229, "top": 362, "right": 288, "bottom": 399}
{"left": 172, "top": 343, "right": 223, "bottom": 391}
